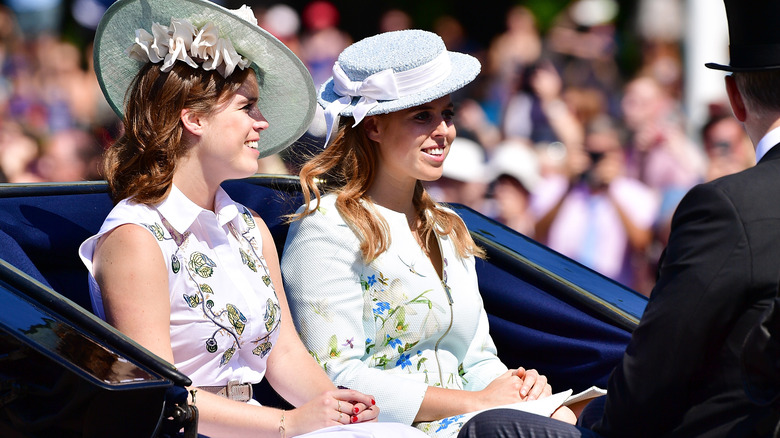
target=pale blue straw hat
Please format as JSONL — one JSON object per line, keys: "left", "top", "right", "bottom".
{"left": 93, "top": 0, "right": 316, "bottom": 158}
{"left": 318, "top": 29, "right": 481, "bottom": 144}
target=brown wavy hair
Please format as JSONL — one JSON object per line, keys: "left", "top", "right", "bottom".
{"left": 103, "top": 62, "right": 252, "bottom": 204}
{"left": 293, "top": 116, "right": 485, "bottom": 263}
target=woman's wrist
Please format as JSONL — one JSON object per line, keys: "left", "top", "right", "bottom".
{"left": 278, "top": 409, "right": 286, "bottom": 438}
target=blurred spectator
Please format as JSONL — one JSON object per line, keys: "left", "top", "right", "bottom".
{"left": 378, "top": 8, "right": 412, "bottom": 33}
{"left": 426, "top": 137, "right": 491, "bottom": 215}
{"left": 533, "top": 115, "right": 659, "bottom": 293}
{"left": 701, "top": 105, "right": 754, "bottom": 182}
{"left": 299, "top": 0, "right": 351, "bottom": 90}
{"left": 0, "top": 122, "right": 44, "bottom": 183}
{"left": 35, "top": 128, "right": 103, "bottom": 182}
{"left": 486, "top": 139, "right": 541, "bottom": 237}
{"left": 502, "top": 60, "right": 584, "bottom": 148}
{"left": 546, "top": 0, "right": 623, "bottom": 111}
{"left": 483, "top": 5, "right": 542, "bottom": 125}
{"left": 454, "top": 98, "right": 502, "bottom": 152}
{"left": 621, "top": 74, "right": 706, "bottom": 193}
{"left": 634, "top": 0, "right": 685, "bottom": 99}
{"left": 260, "top": 4, "right": 303, "bottom": 58}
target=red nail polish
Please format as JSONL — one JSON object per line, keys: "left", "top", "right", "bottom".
{"left": 354, "top": 407, "right": 360, "bottom": 414}
{"left": 351, "top": 415, "right": 358, "bottom": 423}
{"left": 371, "top": 399, "right": 375, "bottom": 405}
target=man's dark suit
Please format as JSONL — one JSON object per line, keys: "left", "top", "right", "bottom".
{"left": 593, "top": 144, "right": 780, "bottom": 437}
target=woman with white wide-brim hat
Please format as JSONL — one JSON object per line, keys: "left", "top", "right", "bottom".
{"left": 78, "top": 0, "right": 426, "bottom": 436}
{"left": 281, "top": 29, "right": 577, "bottom": 437}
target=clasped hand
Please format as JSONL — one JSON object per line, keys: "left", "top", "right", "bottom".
{"left": 476, "top": 367, "right": 552, "bottom": 410}
{"left": 287, "top": 388, "right": 378, "bottom": 436}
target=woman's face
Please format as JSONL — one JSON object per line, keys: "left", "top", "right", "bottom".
{"left": 196, "top": 75, "right": 269, "bottom": 182}
{"left": 368, "top": 95, "right": 457, "bottom": 188}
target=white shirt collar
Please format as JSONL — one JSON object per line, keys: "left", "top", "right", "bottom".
{"left": 755, "top": 125, "right": 780, "bottom": 163}
{"left": 157, "top": 184, "right": 240, "bottom": 234}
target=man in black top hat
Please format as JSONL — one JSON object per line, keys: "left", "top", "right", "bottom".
{"left": 460, "top": 1, "right": 780, "bottom": 436}
{"left": 589, "top": 0, "right": 780, "bottom": 436}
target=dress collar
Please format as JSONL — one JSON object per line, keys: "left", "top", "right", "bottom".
{"left": 157, "top": 184, "right": 240, "bottom": 234}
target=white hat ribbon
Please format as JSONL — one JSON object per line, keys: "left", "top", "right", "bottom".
{"left": 322, "top": 50, "right": 452, "bottom": 146}
{"left": 323, "top": 64, "right": 399, "bottom": 145}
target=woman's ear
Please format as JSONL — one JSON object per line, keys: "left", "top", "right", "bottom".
{"left": 363, "top": 116, "right": 381, "bottom": 143}
{"left": 180, "top": 108, "right": 204, "bottom": 136}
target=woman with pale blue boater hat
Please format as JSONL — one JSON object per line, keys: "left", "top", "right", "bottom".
{"left": 281, "top": 29, "right": 578, "bottom": 437}
{"left": 78, "top": 0, "right": 427, "bottom": 437}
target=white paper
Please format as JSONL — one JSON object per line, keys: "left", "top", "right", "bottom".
{"left": 563, "top": 385, "right": 607, "bottom": 406}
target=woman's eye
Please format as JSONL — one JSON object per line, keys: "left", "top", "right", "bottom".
{"left": 413, "top": 111, "right": 432, "bottom": 122}
{"left": 442, "top": 110, "right": 455, "bottom": 122}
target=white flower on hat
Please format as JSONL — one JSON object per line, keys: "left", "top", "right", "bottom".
{"left": 231, "top": 4, "right": 257, "bottom": 23}
{"left": 163, "top": 19, "right": 198, "bottom": 71}
{"left": 190, "top": 22, "right": 219, "bottom": 59}
{"left": 127, "top": 7, "right": 253, "bottom": 78}
{"left": 208, "top": 36, "right": 249, "bottom": 77}
{"left": 128, "top": 23, "right": 170, "bottom": 64}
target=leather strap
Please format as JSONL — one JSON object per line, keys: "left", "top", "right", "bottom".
{"left": 199, "top": 380, "right": 253, "bottom": 402}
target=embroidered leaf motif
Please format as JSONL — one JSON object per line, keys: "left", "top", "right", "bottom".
{"left": 240, "top": 248, "right": 257, "bottom": 272}
{"left": 143, "top": 223, "right": 165, "bottom": 241}
{"left": 241, "top": 207, "right": 256, "bottom": 229}
{"left": 264, "top": 298, "right": 279, "bottom": 332}
{"left": 253, "top": 341, "right": 272, "bottom": 357}
{"left": 199, "top": 283, "right": 214, "bottom": 295}
{"left": 171, "top": 254, "right": 180, "bottom": 273}
{"left": 262, "top": 275, "right": 271, "bottom": 286}
{"left": 220, "top": 345, "right": 235, "bottom": 366}
{"left": 226, "top": 303, "right": 247, "bottom": 335}
{"left": 377, "top": 272, "right": 389, "bottom": 286}
{"left": 183, "top": 293, "right": 200, "bottom": 308}
{"left": 189, "top": 252, "right": 216, "bottom": 278}
{"left": 328, "top": 334, "right": 340, "bottom": 358}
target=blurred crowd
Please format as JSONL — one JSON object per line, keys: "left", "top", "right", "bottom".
{"left": 0, "top": 0, "right": 753, "bottom": 295}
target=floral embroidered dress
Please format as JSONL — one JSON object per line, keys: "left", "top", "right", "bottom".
{"left": 79, "top": 185, "right": 280, "bottom": 388}
{"left": 281, "top": 194, "right": 510, "bottom": 437}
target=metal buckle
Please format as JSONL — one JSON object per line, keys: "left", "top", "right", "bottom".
{"left": 225, "top": 380, "right": 253, "bottom": 402}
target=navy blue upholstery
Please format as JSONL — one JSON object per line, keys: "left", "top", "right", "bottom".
{"left": 478, "top": 259, "right": 630, "bottom": 392}
{"left": 0, "top": 177, "right": 637, "bottom": 403}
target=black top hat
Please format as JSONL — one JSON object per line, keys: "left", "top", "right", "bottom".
{"left": 706, "top": 0, "right": 780, "bottom": 71}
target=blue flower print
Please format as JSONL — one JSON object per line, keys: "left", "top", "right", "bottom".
{"left": 386, "top": 334, "right": 402, "bottom": 349}
{"left": 367, "top": 274, "right": 377, "bottom": 286}
{"left": 436, "top": 414, "right": 465, "bottom": 432}
{"left": 397, "top": 353, "right": 412, "bottom": 369}
{"left": 373, "top": 301, "right": 391, "bottom": 316}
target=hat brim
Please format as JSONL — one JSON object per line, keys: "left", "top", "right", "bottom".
{"left": 94, "top": 0, "right": 316, "bottom": 158}
{"left": 317, "top": 51, "right": 480, "bottom": 117}
{"left": 705, "top": 62, "right": 780, "bottom": 72}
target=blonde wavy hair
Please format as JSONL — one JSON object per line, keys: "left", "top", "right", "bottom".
{"left": 292, "top": 116, "right": 485, "bottom": 263}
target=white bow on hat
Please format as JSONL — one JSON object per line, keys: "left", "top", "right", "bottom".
{"left": 323, "top": 64, "right": 399, "bottom": 145}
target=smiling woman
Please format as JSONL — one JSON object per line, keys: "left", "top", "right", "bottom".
{"left": 281, "top": 29, "right": 579, "bottom": 437}
{"left": 75, "top": 0, "right": 426, "bottom": 437}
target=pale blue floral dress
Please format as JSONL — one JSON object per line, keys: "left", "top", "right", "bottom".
{"left": 281, "top": 194, "right": 511, "bottom": 437}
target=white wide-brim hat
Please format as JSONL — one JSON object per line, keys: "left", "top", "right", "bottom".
{"left": 488, "top": 140, "right": 542, "bottom": 192}
{"left": 442, "top": 137, "right": 489, "bottom": 183}
{"left": 318, "top": 29, "right": 481, "bottom": 143}
{"left": 93, "top": 0, "right": 316, "bottom": 158}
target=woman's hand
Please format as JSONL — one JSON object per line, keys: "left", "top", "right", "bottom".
{"left": 285, "top": 389, "right": 378, "bottom": 436}
{"left": 515, "top": 367, "right": 552, "bottom": 401}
